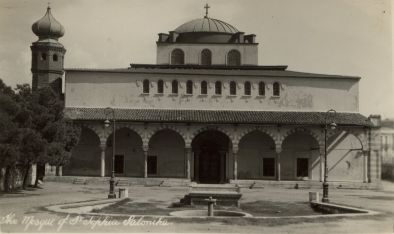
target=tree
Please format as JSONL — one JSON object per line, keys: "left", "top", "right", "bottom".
{"left": 46, "top": 118, "right": 80, "bottom": 176}
{"left": 0, "top": 79, "right": 81, "bottom": 191}
{"left": 17, "top": 128, "right": 46, "bottom": 189}
{"left": 0, "top": 79, "right": 21, "bottom": 191}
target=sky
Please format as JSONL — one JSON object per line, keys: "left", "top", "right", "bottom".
{"left": 0, "top": 0, "right": 393, "bottom": 118}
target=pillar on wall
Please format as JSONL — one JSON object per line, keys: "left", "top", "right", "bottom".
{"left": 363, "top": 150, "right": 369, "bottom": 183}
{"left": 368, "top": 115, "right": 382, "bottom": 183}
{"left": 185, "top": 146, "right": 192, "bottom": 179}
{"left": 100, "top": 144, "right": 106, "bottom": 177}
{"left": 143, "top": 144, "right": 149, "bottom": 178}
{"left": 233, "top": 145, "right": 239, "bottom": 180}
{"left": 275, "top": 144, "right": 282, "bottom": 181}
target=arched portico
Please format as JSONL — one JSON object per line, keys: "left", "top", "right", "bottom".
{"left": 106, "top": 127, "right": 144, "bottom": 177}
{"left": 238, "top": 130, "right": 276, "bottom": 180}
{"left": 326, "top": 131, "right": 365, "bottom": 182}
{"left": 64, "top": 127, "right": 101, "bottom": 176}
{"left": 281, "top": 131, "right": 320, "bottom": 181}
{"left": 191, "top": 130, "right": 232, "bottom": 184}
{"left": 148, "top": 129, "right": 185, "bottom": 178}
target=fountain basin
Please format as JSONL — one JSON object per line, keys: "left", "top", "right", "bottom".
{"left": 169, "top": 210, "right": 252, "bottom": 217}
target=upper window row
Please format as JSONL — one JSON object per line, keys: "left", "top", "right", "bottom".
{"left": 40, "top": 53, "right": 59, "bottom": 62}
{"left": 171, "top": 49, "right": 241, "bottom": 66}
{"left": 143, "top": 80, "right": 281, "bottom": 96}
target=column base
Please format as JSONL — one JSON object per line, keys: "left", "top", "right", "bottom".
{"left": 322, "top": 197, "right": 330, "bottom": 203}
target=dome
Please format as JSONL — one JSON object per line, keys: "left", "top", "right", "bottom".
{"left": 174, "top": 17, "right": 239, "bottom": 34}
{"left": 32, "top": 7, "right": 65, "bottom": 40}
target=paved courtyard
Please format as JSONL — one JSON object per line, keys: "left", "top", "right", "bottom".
{"left": 0, "top": 181, "right": 393, "bottom": 233}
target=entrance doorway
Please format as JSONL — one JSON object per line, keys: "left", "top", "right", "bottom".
{"left": 114, "top": 155, "right": 124, "bottom": 174}
{"left": 192, "top": 130, "right": 230, "bottom": 184}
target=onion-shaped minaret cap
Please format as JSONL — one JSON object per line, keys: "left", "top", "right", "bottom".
{"left": 32, "top": 6, "right": 65, "bottom": 39}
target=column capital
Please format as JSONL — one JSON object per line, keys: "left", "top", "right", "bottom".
{"left": 275, "top": 144, "right": 282, "bottom": 154}
{"left": 142, "top": 144, "right": 149, "bottom": 152}
{"left": 362, "top": 150, "right": 370, "bottom": 156}
{"left": 232, "top": 146, "right": 239, "bottom": 154}
{"left": 100, "top": 143, "right": 106, "bottom": 151}
{"left": 185, "top": 143, "right": 192, "bottom": 149}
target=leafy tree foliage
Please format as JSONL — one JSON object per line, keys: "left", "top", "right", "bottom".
{"left": 0, "top": 79, "right": 80, "bottom": 191}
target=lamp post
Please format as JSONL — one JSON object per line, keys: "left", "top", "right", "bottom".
{"left": 322, "top": 109, "right": 337, "bottom": 203}
{"left": 104, "top": 107, "right": 116, "bottom": 199}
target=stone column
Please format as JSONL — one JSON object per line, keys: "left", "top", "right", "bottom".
{"left": 363, "top": 150, "right": 369, "bottom": 183}
{"left": 276, "top": 145, "right": 282, "bottom": 181}
{"left": 233, "top": 146, "right": 239, "bottom": 180}
{"left": 185, "top": 147, "right": 192, "bottom": 179}
{"left": 142, "top": 145, "right": 149, "bottom": 178}
{"left": 100, "top": 144, "right": 106, "bottom": 177}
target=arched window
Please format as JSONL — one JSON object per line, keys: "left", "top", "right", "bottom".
{"left": 230, "top": 81, "right": 237, "bottom": 95}
{"left": 157, "top": 80, "right": 164, "bottom": 94}
{"left": 244, "top": 81, "right": 251, "bottom": 95}
{"left": 186, "top": 80, "right": 193, "bottom": 94}
{"left": 227, "top": 50, "right": 241, "bottom": 66}
{"left": 171, "top": 49, "right": 185, "bottom": 65}
{"left": 41, "top": 53, "right": 47, "bottom": 61}
{"left": 53, "top": 54, "right": 58, "bottom": 61}
{"left": 201, "top": 81, "right": 207, "bottom": 95}
{"left": 201, "top": 49, "right": 212, "bottom": 66}
{"left": 273, "top": 82, "right": 280, "bottom": 96}
{"left": 172, "top": 80, "right": 178, "bottom": 94}
{"left": 143, "top": 79, "right": 150, "bottom": 94}
{"left": 215, "top": 81, "right": 222, "bottom": 95}
{"left": 258, "top": 82, "right": 265, "bottom": 96}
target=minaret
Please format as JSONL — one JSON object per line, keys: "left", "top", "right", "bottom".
{"left": 31, "top": 6, "right": 66, "bottom": 94}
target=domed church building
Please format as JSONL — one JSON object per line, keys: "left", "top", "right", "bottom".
{"left": 31, "top": 5, "right": 381, "bottom": 188}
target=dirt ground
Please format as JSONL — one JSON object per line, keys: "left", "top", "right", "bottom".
{"left": 0, "top": 181, "right": 393, "bottom": 233}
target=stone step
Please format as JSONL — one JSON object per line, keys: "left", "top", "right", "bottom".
{"left": 72, "top": 178, "right": 87, "bottom": 185}
{"left": 116, "top": 179, "right": 129, "bottom": 187}
{"left": 231, "top": 180, "right": 381, "bottom": 190}
{"left": 190, "top": 183, "right": 240, "bottom": 192}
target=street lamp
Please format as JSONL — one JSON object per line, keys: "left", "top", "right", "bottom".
{"left": 322, "top": 109, "right": 337, "bottom": 203}
{"left": 104, "top": 107, "right": 116, "bottom": 199}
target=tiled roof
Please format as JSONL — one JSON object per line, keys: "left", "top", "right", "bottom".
{"left": 65, "top": 108, "right": 371, "bottom": 126}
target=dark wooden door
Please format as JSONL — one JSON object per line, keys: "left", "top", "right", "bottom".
{"left": 198, "top": 150, "right": 221, "bottom": 183}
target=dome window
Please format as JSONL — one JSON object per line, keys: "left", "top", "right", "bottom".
{"left": 227, "top": 50, "right": 241, "bottom": 66}
{"left": 172, "top": 80, "right": 178, "bottom": 94}
{"left": 41, "top": 53, "right": 47, "bottom": 61}
{"left": 143, "top": 79, "right": 150, "bottom": 94}
{"left": 244, "top": 81, "right": 251, "bottom": 95}
{"left": 273, "top": 82, "right": 280, "bottom": 96}
{"left": 157, "top": 80, "right": 164, "bottom": 94}
{"left": 201, "top": 81, "right": 207, "bottom": 95}
{"left": 201, "top": 49, "right": 212, "bottom": 66}
{"left": 230, "top": 81, "right": 237, "bottom": 95}
{"left": 258, "top": 82, "right": 265, "bottom": 96}
{"left": 53, "top": 54, "right": 58, "bottom": 61}
{"left": 171, "top": 49, "right": 185, "bottom": 65}
{"left": 186, "top": 80, "right": 193, "bottom": 94}
{"left": 215, "top": 81, "right": 222, "bottom": 95}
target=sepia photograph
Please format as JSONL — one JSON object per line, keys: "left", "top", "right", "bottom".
{"left": 0, "top": 0, "right": 393, "bottom": 233}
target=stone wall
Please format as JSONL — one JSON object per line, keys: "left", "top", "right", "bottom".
{"left": 156, "top": 43, "right": 258, "bottom": 65}
{"left": 65, "top": 71, "right": 359, "bottom": 113}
